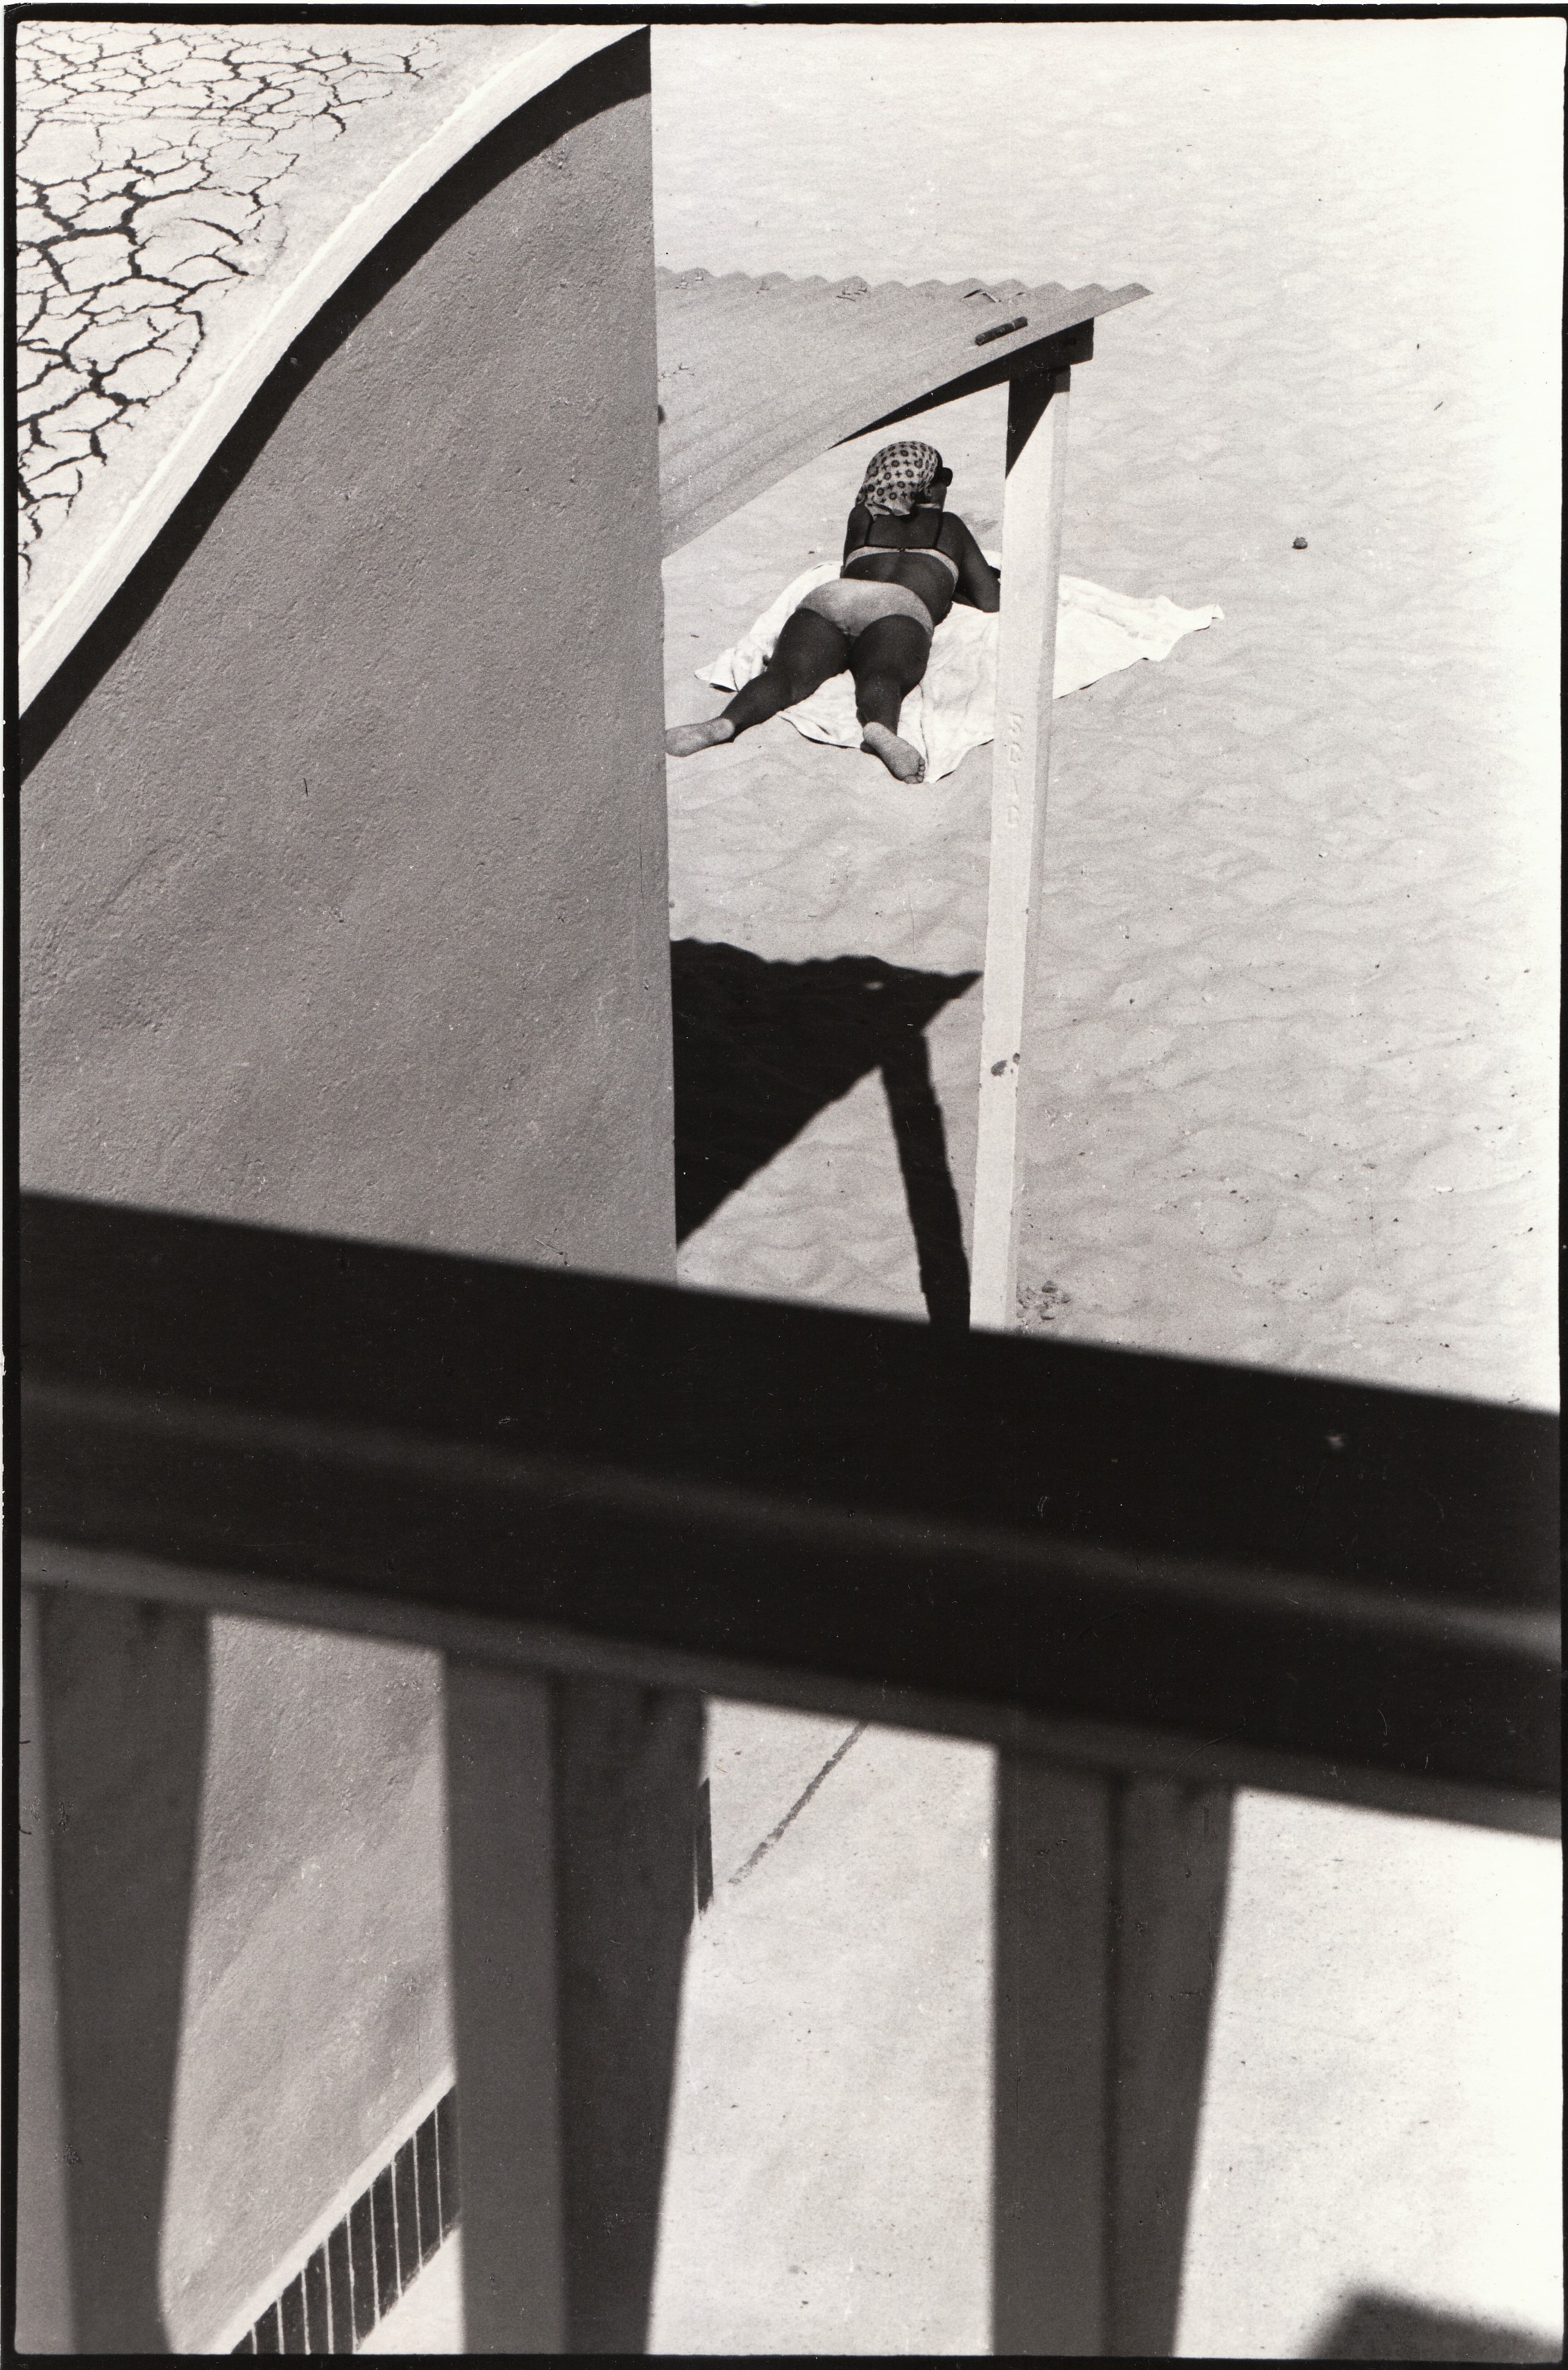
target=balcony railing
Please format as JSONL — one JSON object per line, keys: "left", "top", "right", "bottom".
{"left": 16, "top": 1189, "right": 1559, "bottom": 2353}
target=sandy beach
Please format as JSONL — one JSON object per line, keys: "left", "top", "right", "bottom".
{"left": 657, "top": 20, "right": 1558, "bottom": 1407}
{"left": 645, "top": 22, "right": 1561, "bottom": 2359}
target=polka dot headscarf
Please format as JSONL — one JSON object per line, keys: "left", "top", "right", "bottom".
{"left": 856, "top": 440, "right": 943, "bottom": 517}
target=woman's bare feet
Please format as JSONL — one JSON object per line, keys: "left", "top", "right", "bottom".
{"left": 665, "top": 717, "right": 736, "bottom": 757}
{"left": 861, "top": 722, "right": 926, "bottom": 783}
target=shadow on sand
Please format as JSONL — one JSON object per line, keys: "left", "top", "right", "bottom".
{"left": 1313, "top": 2292, "right": 1562, "bottom": 2360}
{"left": 671, "top": 939, "right": 978, "bottom": 1330}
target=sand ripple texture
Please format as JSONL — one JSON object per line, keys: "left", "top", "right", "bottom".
{"left": 657, "top": 21, "right": 1558, "bottom": 1408}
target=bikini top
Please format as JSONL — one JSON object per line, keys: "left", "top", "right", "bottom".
{"left": 842, "top": 504, "right": 961, "bottom": 583}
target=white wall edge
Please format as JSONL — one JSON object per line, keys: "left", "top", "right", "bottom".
{"left": 19, "top": 22, "right": 642, "bottom": 715}
{"left": 189, "top": 2059, "right": 457, "bottom": 2356}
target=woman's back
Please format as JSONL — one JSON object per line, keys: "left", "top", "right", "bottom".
{"left": 841, "top": 502, "right": 998, "bottom": 622}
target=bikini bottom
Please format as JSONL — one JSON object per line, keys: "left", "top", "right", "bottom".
{"left": 794, "top": 578, "right": 935, "bottom": 640}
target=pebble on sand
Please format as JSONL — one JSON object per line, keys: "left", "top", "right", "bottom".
{"left": 1293, "top": 535, "right": 1309, "bottom": 549}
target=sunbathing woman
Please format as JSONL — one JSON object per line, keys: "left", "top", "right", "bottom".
{"left": 665, "top": 440, "right": 1000, "bottom": 784}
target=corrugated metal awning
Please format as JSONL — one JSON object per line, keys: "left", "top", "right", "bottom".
{"left": 656, "top": 268, "right": 1148, "bottom": 556}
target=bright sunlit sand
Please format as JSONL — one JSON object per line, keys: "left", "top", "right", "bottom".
{"left": 657, "top": 18, "right": 1557, "bottom": 1407}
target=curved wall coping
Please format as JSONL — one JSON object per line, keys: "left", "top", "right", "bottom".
{"left": 19, "top": 23, "right": 640, "bottom": 715}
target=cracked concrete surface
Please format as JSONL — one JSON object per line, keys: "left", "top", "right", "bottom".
{"left": 13, "top": 23, "right": 563, "bottom": 663}
{"left": 15, "top": 24, "right": 425, "bottom": 574}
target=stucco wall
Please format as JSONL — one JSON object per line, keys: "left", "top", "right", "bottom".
{"left": 20, "top": 31, "right": 667, "bottom": 2348}
{"left": 22, "top": 31, "right": 670, "bottom": 1277}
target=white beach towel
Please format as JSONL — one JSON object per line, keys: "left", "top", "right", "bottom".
{"left": 699, "top": 561, "right": 1222, "bottom": 783}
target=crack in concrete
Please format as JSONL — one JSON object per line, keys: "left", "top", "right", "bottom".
{"left": 728, "top": 1724, "right": 869, "bottom": 1889}
{"left": 15, "top": 25, "right": 427, "bottom": 576}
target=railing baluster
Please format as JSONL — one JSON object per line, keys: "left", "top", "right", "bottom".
{"left": 1109, "top": 1778, "right": 1234, "bottom": 2355}
{"left": 994, "top": 1757, "right": 1113, "bottom": 2352}
{"left": 994, "top": 1756, "right": 1232, "bottom": 2355}
{"left": 16, "top": 1589, "right": 73, "bottom": 2352}
{"left": 445, "top": 1664, "right": 703, "bottom": 2352}
{"left": 554, "top": 1677, "right": 705, "bottom": 2353}
{"left": 19, "top": 1583, "right": 210, "bottom": 2352}
{"left": 443, "top": 1660, "right": 566, "bottom": 2352}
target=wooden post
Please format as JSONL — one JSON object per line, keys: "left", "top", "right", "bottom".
{"left": 993, "top": 1757, "right": 1232, "bottom": 2355}
{"left": 971, "top": 364, "right": 1072, "bottom": 1330}
{"left": 445, "top": 1665, "right": 703, "bottom": 2353}
{"left": 19, "top": 1585, "right": 211, "bottom": 2353}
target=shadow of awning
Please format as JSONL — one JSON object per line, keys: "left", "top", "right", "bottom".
{"left": 672, "top": 939, "right": 979, "bottom": 1327}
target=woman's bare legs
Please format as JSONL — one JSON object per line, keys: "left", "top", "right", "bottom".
{"left": 665, "top": 610, "right": 848, "bottom": 755}
{"left": 665, "top": 717, "right": 738, "bottom": 756}
{"left": 666, "top": 606, "right": 932, "bottom": 781}
{"left": 850, "top": 615, "right": 930, "bottom": 782}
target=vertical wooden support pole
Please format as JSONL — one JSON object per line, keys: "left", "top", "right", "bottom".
{"left": 21, "top": 1585, "right": 210, "bottom": 2353}
{"left": 445, "top": 1664, "right": 703, "bottom": 2353}
{"left": 970, "top": 365, "right": 1073, "bottom": 1330}
{"left": 993, "top": 1757, "right": 1232, "bottom": 2355}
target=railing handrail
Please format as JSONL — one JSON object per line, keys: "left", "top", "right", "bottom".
{"left": 17, "top": 1190, "right": 1560, "bottom": 1824}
